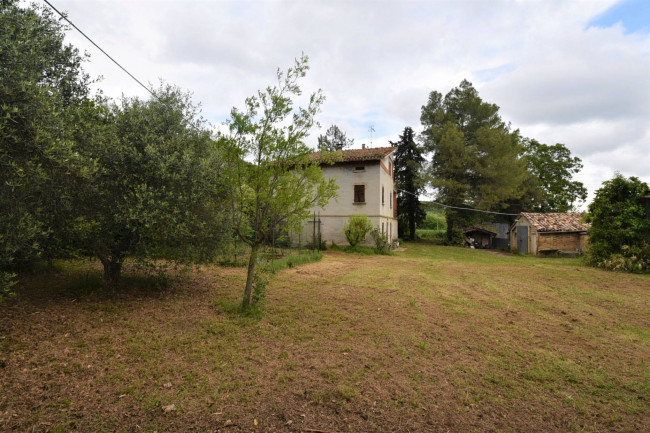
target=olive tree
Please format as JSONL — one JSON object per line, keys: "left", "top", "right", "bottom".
{"left": 1, "top": 0, "right": 93, "bottom": 295}
{"left": 76, "top": 85, "right": 230, "bottom": 283}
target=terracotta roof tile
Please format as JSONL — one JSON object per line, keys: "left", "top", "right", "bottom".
{"left": 309, "top": 146, "right": 396, "bottom": 164}
{"left": 520, "top": 212, "right": 590, "bottom": 232}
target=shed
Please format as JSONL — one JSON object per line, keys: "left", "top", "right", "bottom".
{"left": 463, "top": 227, "right": 497, "bottom": 249}
{"left": 509, "top": 212, "right": 590, "bottom": 255}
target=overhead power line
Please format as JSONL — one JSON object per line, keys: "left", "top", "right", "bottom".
{"left": 397, "top": 189, "right": 519, "bottom": 216}
{"left": 43, "top": 0, "right": 156, "bottom": 99}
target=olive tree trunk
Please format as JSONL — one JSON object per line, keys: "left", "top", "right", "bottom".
{"left": 97, "top": 251, "right": 125, "bottom": 285}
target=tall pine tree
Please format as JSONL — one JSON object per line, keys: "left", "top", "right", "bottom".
{"left": 420, "top": 80, "right": 529, "bottom": 243}
{"left": 391, "top": 127, "right": 426, "bottom": 240}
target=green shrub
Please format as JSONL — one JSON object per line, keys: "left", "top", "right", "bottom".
{"left": 595, "top": 244, "right": 649, "bottom": 273}
{"left": 369, "top": 228, "right": 389, "bottom": 252}
{"left": 344, "top": 215, "right": 373, "bottom": 247}
{"left": 587, "top": 174, "right": 650, "bottom": 272}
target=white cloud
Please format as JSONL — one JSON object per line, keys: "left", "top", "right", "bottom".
{"left": 48, "top": 0, "right": 649, "bottom": 200}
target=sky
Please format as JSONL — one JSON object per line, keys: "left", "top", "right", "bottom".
{"left": 40, "top": 0, "right": 650, "bottom": 207}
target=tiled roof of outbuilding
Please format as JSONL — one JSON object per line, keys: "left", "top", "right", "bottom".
{"left": 520, "top": 212, "right": 590, "bottom": 232}
{"left": 309, "top": 146, "right": 396, "bottom": 163}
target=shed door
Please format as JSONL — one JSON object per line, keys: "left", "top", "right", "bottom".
{"left": 517, "top": 226, "right": 528, "bottom": 254}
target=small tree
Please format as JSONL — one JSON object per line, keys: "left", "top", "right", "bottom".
{"left": 344, "top": 215, "right": 373, "bottom": 247}
{"left": 227, "top": 55, "right": 338, "bottom": 309}
{"left": 318, "top": 124, "right": 354, "bottom": 151}
{"left": 587, "top": 174, "right": 650, "bottom": 272}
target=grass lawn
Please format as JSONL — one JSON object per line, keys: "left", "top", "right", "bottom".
{"left": 1, "top": 243, "right": 649, "bottom": 432}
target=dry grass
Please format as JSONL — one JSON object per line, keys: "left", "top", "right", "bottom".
{"left": 1, "top": 243, "right": 649, "bottom": 432}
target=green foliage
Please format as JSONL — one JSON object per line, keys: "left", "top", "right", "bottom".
{"left": 75, "top": 84, "right": 230, "bottom": 283}
{"left": 251, "top": 271, "right": 269, "bottom": 306}
{"left": 265, "top": 251, "right": 323, "bottom": 273}
{"left": 416, "top": 229, "right": 446, "bottom": 240}
{"left": 392, "top": 127, "right": 426, "bottom": 240}
{"left": 0, "top": 271, "right": 16, "bottom": 301}
{"left": 344, "top": 215, "right": 373, "bottom": 247}
{"left": 420, "top": 212, "right": 447, "bottom": 231}
{"left": 596, "top": 245, "right": 650, "bottom": 273}
{"left": 420, "top": 80, "right": 586, "bottom": 243}
{"left": 1, "top": 0, "right": 94, "bottom": 295}
{"left": 420, "top": 80, "right": 530, "bottom": 244}
{"left": 225, "top": 55, "right": 338, "bottom": 308}
{"left": 369, "top": 227, "right": 389, "bottom": 253}
{"left": 587, "top": 174, "right": 650, "bottom": 272}
{"left": 523, "top": 139, "right": 587, "bottom": 212}
{"left": 318, "top": 124, "right": 354, "bottom": 151}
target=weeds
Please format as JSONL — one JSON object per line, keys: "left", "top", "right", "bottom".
{"left": 336, "top": 385, "right": 358, "bottom": 401}
{"left": 264, "top": 251, "right": 323, "bottom": 273}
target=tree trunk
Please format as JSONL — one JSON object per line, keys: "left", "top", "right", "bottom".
{"left": 98, "top": 254, "right": 124, "bottom": 285}
{"left": 446, "top": 215, "right": 454, "bottom": 244}
{"left": 409, "top": 208, "right": 416, "bottom": 241}
{"left": 242, "top": 243, "right": 260, "bottom": 309}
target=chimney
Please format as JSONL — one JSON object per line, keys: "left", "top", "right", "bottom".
{"left": 361, "top": 143, "right": 366, "bottom": 149}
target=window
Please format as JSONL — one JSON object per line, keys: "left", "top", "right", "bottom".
{"left": 393, "top": 191, "right": 397, "bottom": 217}
{"left": 389, "top": 161, "right": 392, "bottom": 176}
{"left": 382, "top": 222, "right": 384, "bottom": 234}
{"left": 382, "top": 186, "right": 385, "bottom": 205}
{"left": 354, "top": 184, "right": 365, "bottom": 203}
{"left": 354, "top": 166, "right": 365, "bottom": 172}
{"left": 389, "top": 190, "right": 392, "bottom": 208}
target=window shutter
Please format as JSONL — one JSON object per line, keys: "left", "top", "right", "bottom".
{"left": 354, "top": 185, "right": 365, "bottom": 203}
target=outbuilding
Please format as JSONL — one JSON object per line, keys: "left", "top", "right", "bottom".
{"left": 509, "top": 212, "right": 590, "bottom": 255}
{"left": 463, "top": 227, "right": 497, "bottom": 249}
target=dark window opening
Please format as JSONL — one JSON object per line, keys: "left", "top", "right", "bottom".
{"left": 354, "top": 184, "right": 365, "bottom": 203}
{"left": 354, "top": 166, "right": 365, "bottom": 172}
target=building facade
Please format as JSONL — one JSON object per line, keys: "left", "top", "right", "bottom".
{"left": 296, "top": 146, "right": 398, "bottom": 247}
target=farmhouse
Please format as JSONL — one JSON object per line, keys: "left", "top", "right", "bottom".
{"left": 295, "top": 146, "right": 398, "bottom": 247}
{"left": 509, "top": 212, "right": 590, "bottom": 255}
